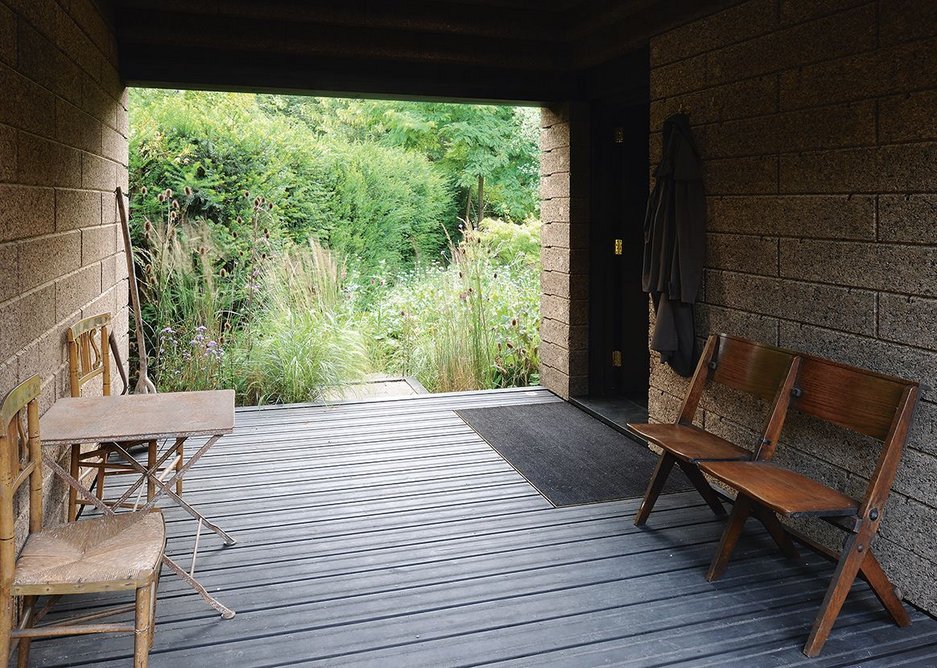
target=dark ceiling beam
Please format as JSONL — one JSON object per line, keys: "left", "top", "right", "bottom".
{"left": 121, "top": 45, "right": 574, "bottom": 103}
{"left": 110, "top": 0, "right": 741, "bottom": 102}
{"left": 116, "top": 10, "right": 566, "bottom": 71}
{"left": 113, "top": 0, "right": 565, "bottom": 42}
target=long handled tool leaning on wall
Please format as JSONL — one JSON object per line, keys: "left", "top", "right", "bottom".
{"left": 116, "top": 187, "right": 158, "bottom": 394}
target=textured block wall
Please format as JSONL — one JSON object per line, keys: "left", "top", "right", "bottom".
{"left": 539, "top": 103, "right": 590, "bottom": 399}
{"left": 0, "top": 0, "right": 128, "bottom": 531}
{"left": 648, "top": 0, "right": 937, "bottom": 613}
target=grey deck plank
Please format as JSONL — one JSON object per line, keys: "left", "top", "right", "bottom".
{"left": 24, "top": 388, "right": 937, "bottom": 667}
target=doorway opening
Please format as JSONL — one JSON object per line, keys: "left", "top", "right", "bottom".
{"left": 127, "top": 90, "right": 542, "bottom": 405}
{"left": 574, "top": 92, "right": 650, "bottom": 431}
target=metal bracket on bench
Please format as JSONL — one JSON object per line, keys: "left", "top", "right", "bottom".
{"left": 791, "top": 387, "right": 803, "bottom": 398}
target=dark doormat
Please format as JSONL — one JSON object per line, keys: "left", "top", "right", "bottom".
{"left": 456, "top": 401, "right": 692, "bottom": 507}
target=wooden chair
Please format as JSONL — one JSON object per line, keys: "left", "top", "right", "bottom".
{"left": 628, "top": 334, "right": 801, "bottom": 531}
{"left": 0, "top": 376, "right": 166, "bottom": 667}
{"left": 66, "top": 314, "right": 183, "bottom": 521}
{"left": 700, "top": 355, "right": 918, "bottom": 656}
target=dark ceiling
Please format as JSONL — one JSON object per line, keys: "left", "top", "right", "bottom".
{"left": 106, "top": 0, "right": 736, "bottom": 102}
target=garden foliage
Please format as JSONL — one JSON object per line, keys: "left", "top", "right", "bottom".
{"left": 129, "top": 90, "right": 542, "bottom": 403}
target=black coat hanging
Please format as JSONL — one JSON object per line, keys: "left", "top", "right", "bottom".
{"left": 642, "top": 112, "right": 705, "bottom": 377}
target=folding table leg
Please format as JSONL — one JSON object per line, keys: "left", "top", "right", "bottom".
{"left": 68, "top": 445, "right": 81, "bottom": 521}
{"left": 175, "top": 438, "right": 184, "bottom": 496}
{"left": 43, "top": 454, "right": 238, "bottom": 619}
{"left": 147, "top": 440, "right": 157, "bottom": 501}
{"left": 111, "top": 439, "right": 185, "bottom": 510}
{"left": 161, "top": 556, "right": 235, "bottom": 619}
{"left": 109, "top": 441, "right": 237, "bottom": 545}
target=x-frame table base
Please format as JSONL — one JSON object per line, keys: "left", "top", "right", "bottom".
{"left": 45, "top": 435, "right": 237, "bottom": 619}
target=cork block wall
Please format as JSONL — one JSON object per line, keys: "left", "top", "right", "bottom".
{"left": 539, "top": 103, "right": 590, "bottom": 399}
{"left": 647, "top": 0, "right": 937, "bottom": 614}
{"left": 0, "top": 0, "right": 128, "bottom": 529}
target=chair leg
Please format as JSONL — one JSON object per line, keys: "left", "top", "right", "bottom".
{"left": 634, "top": 452, "right": 675, "bottom": 526}
{"left": 15, "top": 596, "right": 35, "bottom": 668}
{"left": 69, "top": 444, "right": 81, "bottom": 521}
{"left": 134, "top": 583, "right": 153, "bottom": 668}
{"left": 803, "top": 532, "right": 867, "bottom": 657}
{"left": 859, "top": 549, "right": 911, "bottom": 628}
{"left": 706, "top": 494, "right": 753, "bottom": 582}
{"left": 754, "top": 507, "right": 799, "bottom": 560}
{"left": 0, "top": 594, "right": 12, "bottom": 668}
{"left": 676, "top": 460, "right": 727, "bottom": 517}
{"left": 148, "top": 576, "right": 159, "bottom": 650}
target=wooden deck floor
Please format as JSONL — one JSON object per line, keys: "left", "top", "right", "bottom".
{"left": 27, "top": 387, "right": 937, "bottom": 667}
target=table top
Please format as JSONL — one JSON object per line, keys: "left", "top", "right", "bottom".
{"left": 40, "top": 390, "right": 236, "bottom": 445}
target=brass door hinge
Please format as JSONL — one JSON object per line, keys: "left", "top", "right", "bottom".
{"left": 613, "top": 239, "right": 623, "bottom": 255}
{"left": 612, "top": 350, "right": 622, "bottom": 367}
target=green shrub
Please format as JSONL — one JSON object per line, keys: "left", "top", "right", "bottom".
{"left": 130, "top": 90, "right": 451, "bottom": 275}
{"left": 364, "top": 220, "right": 541, "bottom": 392}
{"left": 475, "top": 217, "right": 541, "bottom": 266}
{"left": 234, "top": 241, "right": 370, "bottom": 405}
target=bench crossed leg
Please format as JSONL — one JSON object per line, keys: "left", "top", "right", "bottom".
{"left": 858, "top": 550, "right": 911, "bottom": 628}
{"left": 706, "top": 493, "right": 752, "bottom": 581}
{"left": 804, "top": 527, "right": 911, "bottom": 656}
{"left": 634, "top": 452, "right": 675, "bottom": 526}
{"left": 804, "top": 532, "right": 867, "bottom": 656}
{"left": 677, "top": 460, "right": 727, "bottom": 517}
{"left": 635, "top": 453, "right": 727, "bottom": 527}
{"left": 754, "top": 506, "right": 799, "bottom": 560}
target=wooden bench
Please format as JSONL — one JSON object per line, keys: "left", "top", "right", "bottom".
{"left": 700, "top": 353, "right": 919, "bottom": 657}
{"left": 628, "top": 333, "right": 801, "bottom": 538}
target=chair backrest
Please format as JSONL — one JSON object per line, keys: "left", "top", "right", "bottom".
{"left": 709, "top": 335, "right": 800, "bottom": 402}
{"left": 0, "top": 376, "right": 43, "bottom": 585}
{"left": 67, "top": 313, "right": 111, "bottom": 398}
{"left": 791, "top": 355, "right": 918, "bottom": 513}
{"left": 678, "top": 334, "right": 801, "bottom": 459}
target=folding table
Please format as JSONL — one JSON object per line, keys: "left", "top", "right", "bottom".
{"left": 39, "top": 390, "right": 237, "bottom": 618}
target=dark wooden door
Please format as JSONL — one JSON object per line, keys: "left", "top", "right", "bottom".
{"left": 588, "top": 97, "right": 649, "bottom": 397}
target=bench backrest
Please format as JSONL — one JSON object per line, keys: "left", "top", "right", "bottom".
{"left": 678, "top": 334, "right": 800, "bottom": 458}
{"left": 791, "top": 354, "right": 918, "bottom": 513}
{"left": 792, "top": 356, "right": 916, "bottom": 440}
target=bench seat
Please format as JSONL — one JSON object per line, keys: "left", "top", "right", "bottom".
{"left": 700, "top": 461, "right": 860, "bottom": 518}
{"left": 629, "top": 423, "right": 751, "bottom": 462}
